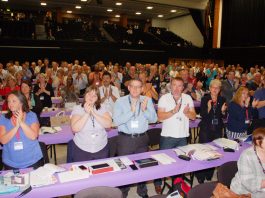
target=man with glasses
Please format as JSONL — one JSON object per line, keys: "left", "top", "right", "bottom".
{"left": 154, "top": 77, "right": 196, "bottom": 193}
{"left": 113, "top": 78, "right": 157, "bottom": 198}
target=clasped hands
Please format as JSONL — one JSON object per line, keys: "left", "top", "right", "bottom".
{"left": 171, "top": 103, "right": 190, "bottom": 116}
{"left": 131, "top": 97, "right": 149, "bottom": 113}
{"left": 13, "top": 109, "right": 25, "bottom": 127}
{"left": 84, "top": 103, "right": 94, "bottom": 115}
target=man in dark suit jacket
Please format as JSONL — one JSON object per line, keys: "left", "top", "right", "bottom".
{"left": 221, "top": 71, "right": 238, "bottom": 103}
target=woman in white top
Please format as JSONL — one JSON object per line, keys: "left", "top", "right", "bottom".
{"left": 231, "top": 128, "right": 265, "bottom": 198}
{"left": 69, "top": 85, "right": 112, "bottom": 162}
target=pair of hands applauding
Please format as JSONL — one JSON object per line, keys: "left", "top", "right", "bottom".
{"left": 131, "top": 97, "right": 149, "bottom": 113}
{"left": 84, "top": 103, "right": 95, "bottom": 115}
{"left": 13, "top": 109, "right": 25, "bottom": 127}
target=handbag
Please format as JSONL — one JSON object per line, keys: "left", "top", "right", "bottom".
{"left": 212, "top": 183, "right": 251, "bottom": 198}
{"left": 50, "top": 111, "right": 70, "bottom": 127}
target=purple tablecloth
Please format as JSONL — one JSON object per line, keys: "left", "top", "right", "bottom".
{"left": 51, "top": 98, "right": 84, "bottom": 105}
{"left": 193, "top": 100, "right": 201, "bottom": 108}
{"left": 38, "top": 119, "right": 201, "bottom": 145}
{"left": 3, "top": 143, "right": 250, "bottom": 198}
{"left": 40, "top": 108, "right": 72, "bottom": 117}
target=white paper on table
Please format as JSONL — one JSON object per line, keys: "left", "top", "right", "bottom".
{"left": 151, "top": 153, "right": 176, "bottom": 165}
{"left": 30, "top": 164, "right": 64, "bottom": 187}
{"left": 40, "top": 127, "right": 62, "bottom": 134}
{"left": 119, "top": 157, "right": 133, "bottom": 166}
{"left": 213, "top": 138, "right": 239, "bottom": 150}
{"left": 174, "top": 143, "right": 222, "bottom": 161}
{"left": 58, "top": 170, "right": 90, "bottom": 183}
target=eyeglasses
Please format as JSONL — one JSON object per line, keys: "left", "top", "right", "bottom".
{"left": 130, "top": 85, "right": 142, "bottom": 89}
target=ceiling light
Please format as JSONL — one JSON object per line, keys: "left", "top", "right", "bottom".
{"left": 146, "top": 6, "right": 153, "bottom": 10}
{"left": 66, "top": 10, "right": 72, "bottom": 14}
{"left": 136, "top": 12, "right": 141, "bottom": 15}
{"left": 40, "top": 2, "right": 47, "bottom": 6}
{"left": 116, "top": 2, "right": 122, "bottom": 6}
{"left": 2, "top": 0, "right": 8, "bottom": 2}
{"left": 107, "top": 9, "right": 113, "bottom": 12}
{"left": 115, "top": 15, "right": 120, "bottom": 18}
{"left": 158, "top": 14, "right": 164, "bottom": 18}
{"left": 81, "top": 0, "right": 87, "bottom": 1}
{"left": 171, "top": 10, "right": 176, "bottom": 13}
{"left": 75, "top": 5, "right": 81, "bottom": 9}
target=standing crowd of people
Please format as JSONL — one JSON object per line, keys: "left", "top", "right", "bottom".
{"left": 0, "top": 58, "right": 265, "bottom": 197}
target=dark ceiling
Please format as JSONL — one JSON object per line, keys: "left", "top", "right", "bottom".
{"left": 0, "top": 0, "right": 208, "bottom": 20}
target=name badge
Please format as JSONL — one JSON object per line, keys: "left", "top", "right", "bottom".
{"left": 14, "top": 142, "right": 23, "bottom": 150}
{"left": 40, "top": 96, "right": 44, "bottom": 100}
{"left": 176, "top": 117, "right": 182, "bottom": 121}
{"left": 131, "top": 120, "right": 139, "bottom": 128}
{"left": 212, "top": 119, "right": 218, "bottom": 125}
{"left": 245, "top": 120, "right": 250, "bottom": 124}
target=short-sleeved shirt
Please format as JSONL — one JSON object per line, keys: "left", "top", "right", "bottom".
{"left": 158, "top": 93, "right": 194, "bottom": 138}
{"left": 71, "top": 105, "right": 108, "bottom": 153}
{"left": 1, "top": 111, "right": 42, "bottom": 168}
{"left": 254, "top": 88, "right": 265, "bottom": 119}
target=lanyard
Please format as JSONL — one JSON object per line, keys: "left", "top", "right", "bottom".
{"left": 91, "top": 115, "right": 95, "bottom": 128}
{"left": 103, "top": 87, "right": 111, "bottom": 100}
{"left": 128, "top": 96, "right": 141, "bottom": 118}
{"left": 11, "top": 116, "right": 20, "bottom": 140}
{"left": 212, "top": 100, "right": 217, "bottom": 118}
{"left": 245, "top": 107, "right": 249, "bottom": 120}
{"left": 171, "top": 94, "right": 182, "bottom": 113}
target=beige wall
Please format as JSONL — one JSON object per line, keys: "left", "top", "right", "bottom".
{"left": 151, "top": 19, "right": 167, "bottom": 28}
{"left": 167, "top": 15, "right": 204, "bottom": 47}
{"left": 152, "top": 16, "right": 204, "bottom": 47}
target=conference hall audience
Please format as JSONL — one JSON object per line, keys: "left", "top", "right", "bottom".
{"left": 0, "top": 58, "right": 265, "bottom": 197}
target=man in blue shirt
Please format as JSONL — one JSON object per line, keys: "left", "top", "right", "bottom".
{"left": 113, "top": 78, "right": 157, "bottom": 198}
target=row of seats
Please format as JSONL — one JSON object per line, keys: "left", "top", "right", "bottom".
{"left": 55, "top": 22, "right": 107, "bottom": 41}
{"left": 0, "top": 20, "right": 35, "bottom": 38}
{"left": 149, "top": 27, "right": 193, "bottom": 47}
{"left": 0, "top": 20, "right": 194, "bottom": 46}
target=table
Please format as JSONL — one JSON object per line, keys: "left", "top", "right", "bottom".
{"left": 40, "top": 108, "right": 72, "bottom": 117}
{"left": 193, "top": 100, "right": 201, "bottom": 108}
{"left": 51, "top": 97, "right": 84, "bottom": 105}
{"left": 38, "top": 120, "right": 200, "bottom": 164}
{"left": 3, "top": 143, "right": 250, "bottom": 198}
{"left": 38, "top": 120, "right": 201, "bottom": 146}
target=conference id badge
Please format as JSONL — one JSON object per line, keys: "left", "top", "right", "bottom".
{"left": 14, "top": 142, "right": 23, "bottom": 150}
{"left": 40, "top": 96, "right": 44, "bottom": 100}
{"left": 245, "top": 120, "right": 250, "bottom": 124}
{"left": 212, "top": 119, "right": 218, "bottom": 125}
{"left": 131, "top": 120, "right": 139, "bottom": 128}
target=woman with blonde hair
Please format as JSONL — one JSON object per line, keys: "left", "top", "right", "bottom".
{"left": 33, "top": 73, "right": 54, "bottom": 108}
{"left": 15, "top": 70, "right": 24, "bottom": 86}
{"left": 226, "top": 87, "right": 258, "bottom": 139}
{"left": 195, "top": 79, "right": 227, "bottom": 183}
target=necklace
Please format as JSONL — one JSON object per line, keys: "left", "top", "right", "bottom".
{"left": 254, "top": 146, "right": 265, "bottom": 174}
